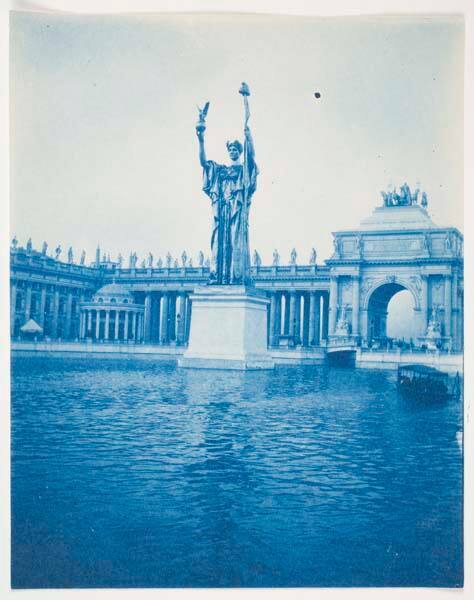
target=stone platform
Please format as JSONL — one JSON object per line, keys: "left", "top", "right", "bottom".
{"left": 178, "top": 285, "right": 274, "bottom": 370}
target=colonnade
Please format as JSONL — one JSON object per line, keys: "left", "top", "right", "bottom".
{"left": 79, "top": 307, "right": 144, "bottom": 342}
{"left": 10, "top": 280, "right": 84, "bottom": 339}
{"left": 142, "top": 291, "right": 192, "bottom": 345}
{"left": 267, "top": 290, "right": 329, "bottom": 347}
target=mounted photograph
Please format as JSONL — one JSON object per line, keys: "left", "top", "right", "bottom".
{"left": 9, "top": 11, "right": 464, "bottom": 589}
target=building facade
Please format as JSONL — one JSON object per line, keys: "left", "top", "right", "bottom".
{"left": 10, "top": 202, "right": 464, "bottom": 354}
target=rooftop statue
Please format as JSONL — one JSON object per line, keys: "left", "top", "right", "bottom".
{"left": 421, "top": 191, "right": 428, "bottom": 208}
{"left": 181, "top": 251, "right": 187, "bottom": 267}
{"left": 196, "top": 82, "right": 258, "bottom": 285}
{"left": 42, "top": 241, "right": 48, "bottom": 255}
{"left": 309, "top": 247, "right": 317, "bottom": 264}
{"left": 68, "top": 247, "right": 74, "bottom": 263}
{"left": 26, "top": 238, "right": 33, "bottom": 253}
{"left": 198, "top": 250, "right": 205, "bottom": 267}
{"left": 381, "top": 183, "right": 427, "bottom": 207}
{"left": 290, "top": 248, "right": 297, "bottom": 265}
{"left": 80, "top": 250, "right": 86, "bottom": 265}
{"left": 54, "top": 245, "right": 61, "bottom": 260}
{"left": 166, "top": 253, "right": 172, "bottom": 268}
{"left": 129, "top": 252, "right": 138, "bottom": 269}
{"left": 12, "top": 235, "right": 18, "bottom": 250}
{"left": 147, "top": 252, "right": 153, "bottom": 267}
{"left": 117, "top": 253, "right": 123, "bottom": 268}
{"left": 253, "top": 250, "right": 261, "bottom": 267}
{"left": 272, "top": 249, "right": 280, "bottom": 267}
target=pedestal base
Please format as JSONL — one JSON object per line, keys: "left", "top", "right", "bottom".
{"left": 178, "top": 285, "right": 274, "bottom": 370}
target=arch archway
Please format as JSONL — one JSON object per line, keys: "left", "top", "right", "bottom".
{"left": 365, "top": 281, "right": 418, "bottom": 345}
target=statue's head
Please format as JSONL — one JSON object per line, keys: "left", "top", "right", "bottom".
{"left": 226, "top": 140, "right": 243, "bottom": 161}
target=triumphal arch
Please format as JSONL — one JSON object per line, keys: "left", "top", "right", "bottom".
{"left": 326, "top": 194, "right": 463, "bottom": 352}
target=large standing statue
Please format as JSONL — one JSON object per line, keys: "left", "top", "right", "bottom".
{"left": 196, "top": 82, "right": 259, "bottom": 285}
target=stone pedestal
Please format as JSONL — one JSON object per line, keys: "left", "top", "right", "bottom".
{"left": 178, "top": 285, "right": 274, "bottom": 370}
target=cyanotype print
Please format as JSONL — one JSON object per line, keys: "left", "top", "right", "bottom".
{"left": 10, "top": 12, "right": 463, "bottom": 588}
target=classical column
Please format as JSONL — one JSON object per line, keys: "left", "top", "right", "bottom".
{"left": 314, "top": 293, "right": 321, "bottom": 345}
{"left": 294, "top": 293, "right": 301, "bottom": 344}
{"left": 322, "top": 292, "right": 329, "bottom": 340}
{"left": 274, "top": 293, "right": 282, "bottom": 342}
{"left": 51, "top": 288, "right": 60, "bottom": 338}
{"left": 288, "top": 291, "right": 297, "bottom": 339}
{"left": 185, "top": 295, "right": 192, "bottom": 343}
{"left": 283, "top": 293, "right": 290, "bottom": 335}
{"left": 420, "top": 275, "right": 429, "bottom": 337}
{"left": 25, "top": 285, "right": 32, "bottom": 322}
{"left": 95, "top": 309, "right": 101, "bottom": 340}
{"left": 177, "top": 293, "right": 186, "bottom": 345}
{"left": 153, "top": 295, "right": 162, "bottom": 342}
{"left": 87, "top": 310, "right": 92, "bottom": 338}
{"left": 269, "top": 292, "right": 277, "bottom": 347}
{"left": 169, "top": 294, "right": 177, "bottom": 341}
{"left": 308, "top": 292, "right": 317, "bottom": 345}
{"left": 79, "top": 312, "right": 84, "bottom": 339}
{"left": 65, "top": 292, "right": 73, "bottom": 339}
{"left": 124, "top": 311, "right": 129, "bottom": 341}
{"left": 144, "top": 293, "right": 152, "bottom": 343}
{"left": 451, "top": 271, "right": 459, "bottom": 351}
{"left": 135, "top": 312, "right": 140, "bottom": 341}
{"left": 444, "top": 275, "right": 452, "bottom": 339}
{"left": 10, "top": 282, "right": 17, "bottom": 336}
{"left": 352, "top": 275, "right": 360, "bottom": 337}
{"left": 114, "top": 310, "right": 120, "bottom": 340}
{"left": 39, "top": 286, "right": 47, "bottom": 327}
{"left": 104, "top": 310, "right": 110, "bottom": 340}
{"left": 131, "top": 311, "right": 137, "bottom": 342}
{"left": 160, "top": 292, "right": 169, "bottom": 344}
{"left": 302, "top": 294, "right": 310, "bottom": 346}
{"left": 328, "top": 277, "right": 338, "bottom": 335}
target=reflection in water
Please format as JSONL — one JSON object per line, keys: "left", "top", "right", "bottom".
{"left": 11, "top": 358, "right": 462, "bottom": 588}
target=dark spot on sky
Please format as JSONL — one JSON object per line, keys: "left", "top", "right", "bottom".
{"left": 314, "top": 92, "right": 321, "bottom": 99}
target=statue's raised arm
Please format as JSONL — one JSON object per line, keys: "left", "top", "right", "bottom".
{"left": 196, "top": 102, "right": 209, "bottom": 167}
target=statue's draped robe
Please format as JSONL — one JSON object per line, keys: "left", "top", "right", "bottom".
{"left": 202, "top": 137, "right": 258, "bottom": 285}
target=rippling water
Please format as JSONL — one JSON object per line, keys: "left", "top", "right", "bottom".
{"left": 11, "top": 357, "right": 463, "bottom": 588}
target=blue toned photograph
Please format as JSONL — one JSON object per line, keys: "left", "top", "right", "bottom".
{"left": 10, "top": 11, "right": 463, "bottom": 589}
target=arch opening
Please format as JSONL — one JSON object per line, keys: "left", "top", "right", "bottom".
{"left": 366, "top": 283, "right": 418, "bottom": 347}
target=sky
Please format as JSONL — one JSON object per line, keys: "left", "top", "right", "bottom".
{"left": 10, "top": 12, "right": 464, "bottom": 266}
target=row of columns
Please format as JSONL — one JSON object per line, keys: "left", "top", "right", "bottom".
{"left": 267, "top": 290, "right": 329, "bottom": 347}
{"left": 79, "top": 308, "right": 144, "bottom": 342}
{"left": 143, "top": 291, "right": 192, "bottom": 345}
{"left": 10, "top": 281, "right": 85, "bottom": 339}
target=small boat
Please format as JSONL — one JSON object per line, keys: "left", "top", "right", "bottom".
{"left": 397, "top": 364, "right": 461, "bottom": 400}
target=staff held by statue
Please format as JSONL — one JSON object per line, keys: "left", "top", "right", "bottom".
{"left": 239, "top": 82, "right": 252, "bottom": 285}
